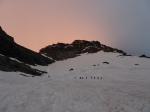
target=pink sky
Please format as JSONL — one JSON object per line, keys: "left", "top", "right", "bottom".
{"left": 0, "top": 0, "right": 111, "bottom": 51}
{"left": 1, "top": 0, "right": 150, "bottom": 55}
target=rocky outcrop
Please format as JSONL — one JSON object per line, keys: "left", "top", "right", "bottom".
{"left": 139, "top": 54, "right": 150, "bottom": 58}
{"left": 0, "top": 54, "right": 46, "bottom": 76}
{"left": 82, "top": 46, "right": 100, "bottom": 53}
{"left": 0, "top": 26, "right": 54, "bottom": 66}
{"left": 0, "top": 26, "right": 126, "bottom": 75}
{"left": 40, "top": 40, "right": 126, "bottom": 60}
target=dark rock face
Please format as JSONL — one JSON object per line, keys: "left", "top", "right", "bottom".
{"left": 0, "top": 26, "right": 54, "bottom": 66}
{"left": 82, "top": 46, "right": 100, "bottom": 53}
{"left": 40, "top": 43, "right": 78, "bottom": 60}
{"left": 0, "top": 54, "right": 46, "bottom": 76}
{"left": 72, "top": 40, "right": 101, "bottom": 51}
{"left": 101, "top": 44, "right": 125, "bottom": 54}
{"left": 40, "top": 40, "right": 126, "bottom": 60}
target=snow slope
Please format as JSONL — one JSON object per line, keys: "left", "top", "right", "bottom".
{"left": 0, "top": 51, "right": 150, "bottom": 112}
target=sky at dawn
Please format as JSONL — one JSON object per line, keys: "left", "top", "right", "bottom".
{"left": 0, "top": 0, "right": 150, "bottom": 55}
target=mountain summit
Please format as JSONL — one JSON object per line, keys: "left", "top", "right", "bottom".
{"left": 40, "top": 40, "right": 126, "bottom": 60}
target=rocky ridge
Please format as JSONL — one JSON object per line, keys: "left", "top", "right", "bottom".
{"left": 0, "top": 26, "right": 54, "bottom": 75}
{"left": 0, "top": 26, "right": 54, "bottom": 66}
{"left": 40, "top": 40, "right": 126, "bottom": 60}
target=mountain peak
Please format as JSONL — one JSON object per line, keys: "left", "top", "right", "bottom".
{"left": 40, "top": 40, "right": 126, "bottom": 60}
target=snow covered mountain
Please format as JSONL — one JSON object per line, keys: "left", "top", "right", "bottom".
{"left": 0, "top": 51, "right": 150, "bottom": 112}
{"left": 40, "top": 40, "right": 126, "bottom": 60}
{"left": 0, "top": 25, "right": 127, "bottom": 76}
{"left": 0, "top": 26, "right": 150, "bottom": 112}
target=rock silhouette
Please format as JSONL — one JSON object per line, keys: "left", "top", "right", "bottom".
{"left": 0, "top": 26, "right": 54, "bottom": 66}
{"left": 40, "top": 40, "right": 126, "bottom": 60}
{"left": 0, "top": 26, "right": 55, "bottom": 75}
